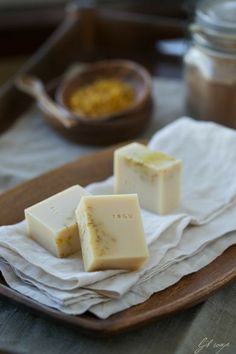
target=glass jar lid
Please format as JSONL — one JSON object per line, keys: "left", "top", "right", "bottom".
{"left": 191, "top": 0, "right": 236, "bottom": 54}
{"left": 196, "top": 0, "right": 236, "bottom": 36}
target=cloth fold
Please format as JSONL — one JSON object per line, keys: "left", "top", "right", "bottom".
{"left": 0, "top": 117, "right": 236, "bottom": 318}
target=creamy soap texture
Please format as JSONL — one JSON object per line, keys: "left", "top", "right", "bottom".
{"left": 25, "top": 185, "right": 90, "bottom": 257}
{"left": 114, "top": 143, "right": 182, "bottom": 214}
{"left": 76, "top": 194, "right": 149, "bottom": 272}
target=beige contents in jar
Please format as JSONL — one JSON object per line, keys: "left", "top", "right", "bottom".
{"left": 185, "top": 49, "right": 236, "bottom": 127}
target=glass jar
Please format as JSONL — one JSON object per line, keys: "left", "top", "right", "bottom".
{"left": 184, "top": 0, "right": 236, "bottom": 128}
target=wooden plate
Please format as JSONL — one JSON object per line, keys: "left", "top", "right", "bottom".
{"left": 0, "top": 144, "right": 236, "bottom": 337}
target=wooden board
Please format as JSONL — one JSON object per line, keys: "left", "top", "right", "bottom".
{"left": 0, "top": 144, "right": 236, "bottom": 337}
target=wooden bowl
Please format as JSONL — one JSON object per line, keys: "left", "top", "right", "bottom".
{"left": 42, "top": 60, "right": 153, "bottom": 145}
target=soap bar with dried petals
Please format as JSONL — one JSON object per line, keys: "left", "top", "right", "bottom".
{"left": 114, "top": 142, "right": 182, "bottom": 214}
{"left": 25, "top": 185, "right": 90, "bottom": 257}
{"left": 76, "top": 194, "right": 149, "bottom": 272}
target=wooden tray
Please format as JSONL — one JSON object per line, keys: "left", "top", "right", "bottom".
{"left": 0, "top": 144, "right": 236, "bottom": 337}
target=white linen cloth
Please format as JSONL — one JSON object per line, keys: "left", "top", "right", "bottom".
{"left": 0, "top": 117, "right": 236, "bottom": 319}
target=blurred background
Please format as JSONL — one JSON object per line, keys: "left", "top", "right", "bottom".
{"left": 0, "top": 0, "right": 197, "bottom": 85}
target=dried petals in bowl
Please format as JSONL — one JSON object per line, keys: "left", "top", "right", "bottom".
{"left": 69, "top": 78, "right": 135, "bottom": 119}
{"left": 42, "top": 60, "right": 153, "bottom": 145}
{"left": 57, "top": 60, "right": 152, "bottom": 123}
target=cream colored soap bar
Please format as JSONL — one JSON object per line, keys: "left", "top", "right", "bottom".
{"left": 25, "top": 185, "right": 90, "bottom": 257}
{"left": 76, "top": 194, "right": 149, "bottom": 272}
{"left": 114, "top": 143, "right": 182, "bottom": 215}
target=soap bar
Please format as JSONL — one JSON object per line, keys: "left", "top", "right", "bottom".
{"left": 25, "top": 185, "right": 90, "bottom": 257}
{"left": 114, "top": 142, "right": 182, "bottom": 215}
{"left": 76, "top": 194, "right": 149, "bottom": 272}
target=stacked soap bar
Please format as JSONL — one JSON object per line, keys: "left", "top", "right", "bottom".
{"left": 25, "top": 185, "right": 89, "bottom": 257}
{"left": 114, "top": 143, "right": 182, "bottom": 214}
{"left": 76, "top": 194, "right": 149, "bottom": 272}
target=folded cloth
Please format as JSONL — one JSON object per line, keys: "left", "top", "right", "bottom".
{"left": 0, "top": 262, "right": 109, "bottom": 314}
{"left": 0, "top": 117, "right": 236, "bottom": 318}
{"left": 90, "top": 231, "right": 236, "bottom": 319}
{"left": 0, "top": 230, "right": 235, "bottom": 317}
